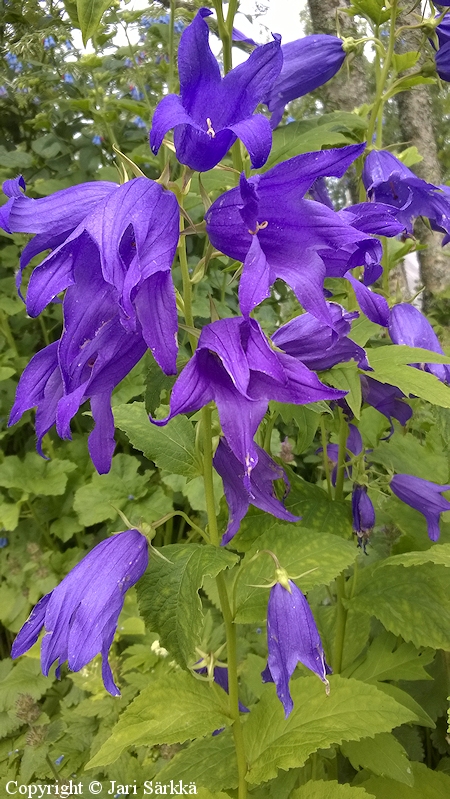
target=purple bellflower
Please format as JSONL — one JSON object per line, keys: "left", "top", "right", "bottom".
{"left": 151, "top": 316, "right": 346, "bottom": 485}
{"left": 352, "top": 484, "right": 375, "bottom": 552}
{"left": 213, "top": 438, "right": 300, "bottom": 545}
{"left": 149, "top": 8, "right": 282, "bottom": 172}
{"left": 362, "top": 150, "right": 450, "bottom": 240}
{"left": 436, "top": 14, "right": 450, "bottom": 47}
{"left": 0, "top": 176, "right": 180, "bottom": 375}
{"left": 9, "top": 248, "right": 148, "bottom": 474}
{"left": 262, "top": 576, "right": 331, "bottom": 717}
{"left": 435, "top": 41, "right": 450, "bottom": 82}
{"left": 264, "top": 35, "right": 346, "bottom": 128}
{"left": 272, "top": 303, "right": 369, "bottom": 371}
{"left": 361, "top": 375, "right": 413, "bottom": 432}
{"left": 390, "top": 474, "right": 450, "bottom": 541}
{"left": 11, "top": 530, "right": 149, "bottom": 695}
{"left": 205, "top": 143, "right": 393, "bottom": 329}
{"left": 389, "top": 303, "right": 450, "bottom": 384}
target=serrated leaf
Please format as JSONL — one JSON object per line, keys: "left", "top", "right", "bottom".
{"left": 265, "top": 112, "right": 366, "bottom": 169}
{"left": 0, "top": 659, "right": 50, "bottom": 711}
{"left": 0, "top": 146, "right": 34, "bottom": 169}
{"left": 348, "top": 562, "right": 450, "bottom": 650}
{"left": 341, "top": 732, "right": 414, "bottom": 785}
{"left": 234, "top": 477, "right": 350, "bottom": 551}
{"left": 361, "top": 761, "right": 450, "bottom": 798}
{"left": 137, "top": 544, "right": 238, "bottom": 667}
{"left": 350, "top": 0, "right": 390, "bottom": 24}
{"left": 77, "top": 0, "right": 111, "bottom": 45}
{"left": 370, "top": 433, "right": 448, "bottom": 483}
{"left": 114, "top": 403, "right": 201, "bottom": 477}
{"left": 323, "top": 361, "right": 362, "bottom": 419}
{"left": 244, "top": 675, "right": 415, "bottom": 784}
{"left": 234, "top": 525, "right": 357, "bottom": 623}
{"left": 367, "top": 346, "right": 450, "bottom": 408}
{"left": 0, "top": 453, "right": 76, "bottom": 497}
{"left": 383, "top": 544, "right": 450, "bottom": 568}
{"left": 73, "top": 453, "right": 150, "bottom": 526}
{"left": 291, "top": 781, "right": 376, "bottom": 799}
{"left": 343, "top": 631, "right": 434, "bottom": 683}
{"left": 86, "top": 672, "right": 233, "bottom": 769}
{"left": 271, "top": 403, "right": 320, "bottom": 453}
{"left": 375, "top": 683, "right": 435, "bottom": 729}
{"left": 157, "top": 730, "right": 238, "bottom": 791}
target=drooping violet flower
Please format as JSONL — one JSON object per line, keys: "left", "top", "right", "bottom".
{"left": 11, "top": 530, "right": 149, "bottom": 695}
{"left": 264, "top": 35, "right": 346, "bottom": 128}
{"left": 362, "top": 150, "right": 450, "bottom": 239}
{"left": 435, "top": 41, "right": 450, "bottom": 82}
{"left": 436, "top": 14, "right": 450, "bottom": 47}
{"left": 360, "top": 375, "right": 412, "bottom": 432}
{"left": 272, "top": 303, "right": 369, "bottom": 371}
{"left": 390, "top": 475, "right": 450, "bottom": 541}
{"left": 0, "top": 176, "right": 179, "bottom": 375}
{"left": 213, "top": 438, "right": 300, "bottom": 545}
{"left": 9, "top": 249, "right": 147, "bottom": 474}
{"left": 352, "top": 484, "right": 375, "bottom": 552}
{"left": 232, "top": 27, "right": 257, "bottom": 46}
{"left": 320, "top": 423, "right": 363, "bottom": 486}
{"left": 262, "top": 576, "right": 331, "bottom": 717}
{"left": 151, "top": 316, "right": 346, "bottom": 485}
{"left": 149, "top": 8, "right": 282, "bottom": 172}
{"left": 206, "top": 144, "right": 382, "bottom": 328}
{"left": 389, "top": 303, "right": 450, "bottom": 384}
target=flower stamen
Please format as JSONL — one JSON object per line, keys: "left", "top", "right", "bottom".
{"left": 248, "top": 220, "right": 268, "bottom": 235}
{"left": 206, "top": 118, "right": 216, "bottom": 138}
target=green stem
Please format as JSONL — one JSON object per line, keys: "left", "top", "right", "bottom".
{"left": 334, "top": 409, "right": 348, "bottom": 502}
{"left": 202, "top": 403, "right": 248, "bottom": 799}
{"left": 263, "top": 411, "right": 278, "bottom": 454}
{"left": 320, "top": 416, "right": 332, "bottom": 498}
{"left": 46, "top": 754, "right": 60, "bottom": 784}
{"left": 366, "top": 0, "right": 398, "bottom": 148}
{"left": 178, "top": 197, "right": 196, "bottom": 352}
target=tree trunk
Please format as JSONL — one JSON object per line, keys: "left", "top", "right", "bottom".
{"left": 396, "top": 9, "right": 449, "bottom": 295}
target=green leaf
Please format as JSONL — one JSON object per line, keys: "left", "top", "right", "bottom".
{"left": 86, "top": 672, "right": 233, "bottom": 769}
{"left": 244, "top": 675, "right": 415, "bottom": 784}
{"left": 77, "top": 0, "right": 111, "bottom": 45}
{"left": 383, "top": 544, "right": 450, "bottom": 568}
{"left": 234, "top": 477, "right": 350, "bottom": 551}
{"left": 137, "top": 544, "right": 238, "bottom": 668}
{"left": 114, "top": 402, "right": 201, "bottom": 477}
{"left": 0, "top": 147, "right": 34, "bottom": 169}
{"left": 370, "top": 433, "right": 448, "bottom": 483}
{"left": 265, "top": 112, "right": 366, "bottom": 169}
{"left": 393, "top": 52, "right": 419, "bottom": 73}
{"left": 375, "top": 683, "right": 435, "bottom": 729}
{"left": 291, "top": 781, "right": 375, "bottom": 799}
{"left": 144, "top": 352, "right": 176, "bottom": 415}
{"left": 73, "top": 453, "right": 150, "bottom": 526}
{"left": 350, "top": 0, "right": 390, "bottom": 24}
{"left": 360, "top": 761, "right": 450, "bottom": 798}
{"left": 324, "top": 361, "right": 362, "bottom": 419}
{"left": 348, "top": 562, "right": 450, "bottom": 650}
{"left": 271, "top": 403, "right": 320, "bottom": 454}
{"left": 341, "top": 732, "right": 414, "bottom": 785}
{"left": 234, "top": 525, "right": 357, "bottom": 623}
{"left": 367, "top": 346, "right": 450, "bottom": 408}
{"left": 157, "top": 730, "right": 238, "bottom": 791}
{"left": 0, "top": 453, "right": 76, "bottom": 497}
{"left": 0, "top": 659, "right": 50, "bottom": 711}
{"left": 343, "top": 630, "right": 434, "bottom": 683}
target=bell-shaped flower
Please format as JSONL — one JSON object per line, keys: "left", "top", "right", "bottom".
{"left": 264, "top": 34, "right": 346, "bottom": 128}
{"left": 205, "top": 143, "right": 387, "bottom": 329}
{"left": 352, "top": 484, "right": 375, "bottom": 552}
{"left": 271, "top": 303, "right": 369, "bottom": 371}
{"left": 151, "top": 316, "right": 346, "bottom": 485}
{"left": 9, "top": 248, "right": 147, "bottom": 473}
{"left": 149, "top": 8, "right": 282, "bottom": 172}
{"left": 213, "top": 438, "right": 300, "bottom": 545}
{"left": 360, "top": 375, "right": 412, "bottom": 432}
{"left": 390, "top": 474, "right": 450, "bottom": 541}
{"left": 389, "top": 303, "right": 450, "bottom": 384}
{"left": 362, "top": 150, "right": 450, "bottom": 240}
{"left": 262, "top": 575, "right": 331, "bottom": 717}
{"left": 11, "top": 530, "right": 149, "bottom": 695}
{"left": 0, "top": 176, "right": 180, "bottom": 375}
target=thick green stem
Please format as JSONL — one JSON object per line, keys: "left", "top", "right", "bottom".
{"left": 202, "top": 404, "right": 248, "bottom": 799}
{"left": 178, "top": 200, "right": 196, "bottom": 352}
{"left": 320, "top": 416, "right": 332, "bottom": 498}
{"left": 366, "top": 0, "right": 398, "bottom": 148}
{"left": 334, "top": 409, "right": 349, "bottom": 502}
{"left": 332, "top": 410, "right": 349, "bottom": 672}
